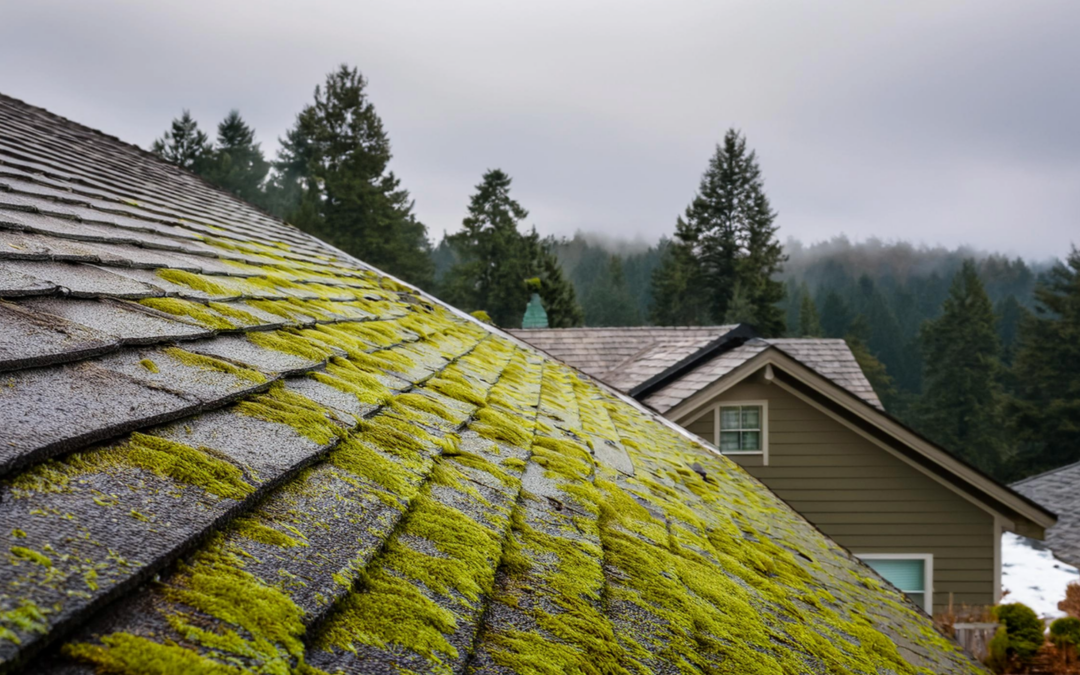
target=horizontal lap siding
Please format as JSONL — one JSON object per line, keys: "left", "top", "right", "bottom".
{"left": 677, "top": 377, "right": 996, "bottom": 611}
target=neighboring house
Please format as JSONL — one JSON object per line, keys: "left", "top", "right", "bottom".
{"left": 511, "top": 326, "right": 1056, "bottom": 613}
{"left": 1012, "top": 462, "right": 1080, "bottom": 568}
{"left": 0, "top": 93, "right": 988, "bottom": 674}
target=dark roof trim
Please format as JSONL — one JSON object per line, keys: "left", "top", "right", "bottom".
{"left": 771, "top": 366, "right": 1057, "bottom": 531}
{"left": 628, "top": 323, "right": 758, "bottom": 400}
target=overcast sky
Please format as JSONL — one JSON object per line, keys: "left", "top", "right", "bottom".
{"left": 2, "top": 1, "right": 1078, "bottom": 259}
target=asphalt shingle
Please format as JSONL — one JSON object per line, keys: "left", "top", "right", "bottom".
{"left": 0, "top": 92, "right": 984, "bottom": 675}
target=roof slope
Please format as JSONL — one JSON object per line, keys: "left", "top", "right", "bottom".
{"left": 0, "top": 93, "right": 982, "bottom": 674}
{"left": 511, "top": 328, "right": 883, "bottom": 412}
{"left": 1013, "top": 462, "right": 1080, "bottom": 568}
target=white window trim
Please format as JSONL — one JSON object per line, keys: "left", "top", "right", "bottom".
{"left": 856, "top": 553, "right": 933, "bottom": 612}
{"left": 686, "top": 400, "right": 768, "bottom": 465}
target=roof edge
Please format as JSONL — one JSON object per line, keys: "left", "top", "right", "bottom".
{"left": 1011, "top": 459, "right": 1080, "bottom": 488}
{"left": 627, "top": 324, "right": 758, "bottom": 399}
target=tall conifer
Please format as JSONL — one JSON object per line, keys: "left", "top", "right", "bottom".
{"left": 918, "top": 260, "right": 1005, "bottom": 474}
{"left": 202, "top": 111, "right": 269, "bottom": 206}
{"left": 271, "top": 65, "right": 434, "bottom": 286}
{"left": 151, "top": 110, "right": 210, "bottom": 170}
{"left": 650, "top": 130, "right": 786, "bottom": 333}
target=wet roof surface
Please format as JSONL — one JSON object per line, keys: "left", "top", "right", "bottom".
{"left": 509, "top": 328, "right": 883, "bottom": 413}
{"left": 1013, "top": 462, "right": 1080, "bottom": 569}
{"left": 0, "top": 93, "right": 983, "bottom": 674}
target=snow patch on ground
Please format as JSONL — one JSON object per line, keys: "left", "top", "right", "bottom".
{"left": 1001, "top": 532, "right": 1080, "bottom": 619}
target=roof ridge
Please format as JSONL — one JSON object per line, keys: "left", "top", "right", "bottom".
{"left": 1012, "top": 459, "right": 1080, "bottom": 487}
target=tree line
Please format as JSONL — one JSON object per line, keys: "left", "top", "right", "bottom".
{"left": 152, "top": 64, "right": 1078, "bottom": 482}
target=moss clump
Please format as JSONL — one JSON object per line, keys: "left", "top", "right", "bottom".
{"left": 155, "top": 269, "right": 229, "bottom": 297}
{"left": 236, "top": 384, "right": 345, "bottom": 446}
{"left": 248, "top": 330, "right": 332, "bottom": 363}
{"left": 329, "top": 437, "right": 419, "bottom": 501}
{"left": 390, "top": 393, "right": 458, "bottom": 423}
{"left": 10, "top": 546, "right": 51, "bottom": 567}
{"left": 138, "top": 359, "right": 159, "bottom": 373}
{"left": 163, "top": 347, "right": 267, "bottom": 383}
{"left": 207, "top": 302, "right": 264, "bottom": 327}
{"left": 140, "top": 297, "right": 236, "bottom": 331}
{"left": 425, "top": 376, "right": 487, "bottom": 408}
{"left": 232, "top": 517, "right": 304, "bottom": 548}
{"left": 311, "top": 359, "right": 391, "bottom": 406}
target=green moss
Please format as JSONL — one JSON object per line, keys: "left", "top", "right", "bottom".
{"left": 10, "top": 546, "right": 51, "bottom": 567}
{"left": 0, "top": 599, "right": 48, "bottom": 644}
{"left": 164, "top": 347, "right": 266, "bottom": 383}
{"left": 329, "top": 437, "right": 419, "bottom": 502}
{"left": 472, "top": 407, "right": 532, "bottom": 448}
{"left": 207, "top": 302, "right": 264, "bottom": 327}
{"left": 311, "top": 359, "right": 391, "bottom": 405}
{"left": 502, "top": 457, "right": 527, "bottom": 471}
{"left": 425, "top": 376, "right": 487, "bottom": 408}
{"left": 247, "top": 330, "right": 332, "bottom": 363}
{"left": 390, "top": 393, "right": 458, "bottom": 423}
{"left": 156, "top": 269, "right": 229, "bottom": 296}
{"left": 140, "top": 297, "right": 236, "bottom": 331}
{"left": 232, "top": 516, "right": 304, "bottom": 548}
{"left": 138, "top": 358, "right": 159, "bottom": 373}
{"left": 11, "top": 529, "right": 26, "bottom": 539}
{"left": 236, "top": 384, "right": 345, "bottom": 446}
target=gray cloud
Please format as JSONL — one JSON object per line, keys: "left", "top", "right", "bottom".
{"left": 2, "top": 0, "right": 1077, "bottom": 259}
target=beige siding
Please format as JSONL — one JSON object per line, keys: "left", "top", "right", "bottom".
{"left": 674, "top": 374, "right": 996, "bottom": 612}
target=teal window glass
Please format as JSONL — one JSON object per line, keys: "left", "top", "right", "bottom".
{"left": 863, "top": 558, "right": 927, "bottom": 609}
{"left": 718, "top": 405, "right": 763, "bottom": 452}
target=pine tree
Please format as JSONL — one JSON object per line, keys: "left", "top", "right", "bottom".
{"left": 917, "top": 260, "right": 1006, "bottom": 474}
{"left": 846, "top": 314, "right": 897, "bottom": 407}
{"left": 583, "top": 255, "right": 640, "bottom": 327}
{"left": 650, "top": 130, "right": 786, "bottom": 334}
{"left": 820, "top": 291, "right": 854, "bottom": 338}
{"left": 649, "top": 240, "right": 710, "bottom": 325}
{"left": 443, "top": 170, "right": 582, "bottom": 328}
{"left": 798, "top": 284, "right": 823, "bottom": 337}
{"left": 722, "top": 282, "right": 758, "bottom": 325}
{"left": 201, "top": 111, "right": 269, "bottom": 206}
{"left": 270, "top": 65, "right": 434, "bottom": 287}
{"left": 151, "top": 110, "right": 210, "bottom": 170}
{"left": 1008, "top": 247, "right": 1080, "bottom": 478}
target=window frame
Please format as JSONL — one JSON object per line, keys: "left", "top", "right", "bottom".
{"left": 855, "top": 553, "right": 933, "bottom": 612}
{"left": 686, "top": 400, "right": 769, "bottom": 464}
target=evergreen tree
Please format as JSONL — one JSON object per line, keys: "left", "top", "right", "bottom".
{"left": 722, "top": 282, "right": 759, "bottom": 325}
{"left": 271, "top": 65, "right": 434, "bottom": 286}
{"left": 917, "top": 260, "right": 1006, "bottom": 474}
{"left": 442, "top": 169, "right": 582, "bottom": 328}
{"left": 201, "top": 111, "right": 270, "bottom": 206}
{"left": 650, "top": 130, "right": 786, "bottom": 334}
{"left": 846, "top": 314, "right": 897, "bottom": 408}
{"left": 583, "top": 255, "right": 640, "bottom": 327}
{"left": 798, "top": 284, "right": 823, "bottom": 337}
{"left": 151, "top": 110, "right": 210, "bottom": 170}
{"left": 820, "top": 291, "right": 854, "bottom": 338}
{"left": 1008, "top": 247, "right": 1080, "bottom": 478}
{"left": 649, "top": 240, "right": 710, "bottom": 325}
{"left": 995, "top": 294, "right": 1028, "bottom": 366}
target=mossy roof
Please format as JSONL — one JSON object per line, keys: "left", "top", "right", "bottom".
{"left": 0, "top": 93, "right": 985, "bottom": 674}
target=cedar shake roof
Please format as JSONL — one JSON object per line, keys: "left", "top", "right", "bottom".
{"left": 1012, "top": 462, "right": 1080, "bottom": 568}
{"left": 509, "top": 328, "right": 883, "bottom": 413}
{"left": 0, "top": 93, "right": 984, "bottom": 674}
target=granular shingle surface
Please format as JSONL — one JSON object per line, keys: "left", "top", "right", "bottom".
{"left": 0, "top": 93, "right": 984, "bottom": 674}
{"left": 1012, "top": 462, "right": 1080, "bottom": 569}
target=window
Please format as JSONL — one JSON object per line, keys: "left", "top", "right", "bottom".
{"left": 719, "top": 405, "right": 763, "bottom": 453}
{"left": 857, "top": 554, "right": 933, "bottom": 611}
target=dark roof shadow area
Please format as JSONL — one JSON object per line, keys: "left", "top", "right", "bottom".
{"left": 0, "top": 93, "right": 985, "bottom": 674}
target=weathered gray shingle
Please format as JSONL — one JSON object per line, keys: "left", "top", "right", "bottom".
{"left": 1013, "top": 463, "right": 1080, "bottom": 568}
{"left": 0, "top": 92, "right": 983, "bottom": 675}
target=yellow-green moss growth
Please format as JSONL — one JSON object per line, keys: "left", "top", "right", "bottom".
{"left": 232, "top": 517, "right": 304, "bottom": 548}
{"left": 10, "top": 546, "right": 51, "bottom": 568}
{"left": 236, "top": 384, "right": 345, "bottom": 446}
{"left": 207, "top": 302, "right": 264, "bottom": 327}
{"left": 390, "top": 393, "right": 458, "bottom": 423}
{"left": 155, "top": 269, "right": 229, "bottom": 296}
{"left": 247, "top": 330, "right": 332, "bottom": 363}
{"left": 163, "top": 347, "right": 266, "bottom": 383}
{"left": 472, "top": 407, "right": 532, "bottom": 448}
{"left": 138, "top": 359, "right": 159, "bottom": 373}
{"left": 140, "top": 297, "right": 236, "bottom": 331}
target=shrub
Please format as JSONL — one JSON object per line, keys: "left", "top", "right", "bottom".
{"left": 1061, "top": 581, "right": 1080, "bottom": 619}
{"left": 993, "top": 603, "right": 1046, "bottom": 663}
{"left": 1052, "top": 617, "right": 1080, "bottom": 648}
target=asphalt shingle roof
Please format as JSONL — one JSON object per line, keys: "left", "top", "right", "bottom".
{"left": 510, "top": 329, "right": 883, "bottom": 413}
{"left": 1012, "top": 462, "right": 1080, "bottom": 568}
{"left": 0, "top": 93, "right": 982, "bottom": 674}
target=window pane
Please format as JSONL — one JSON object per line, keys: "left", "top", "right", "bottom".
{"left": 863, "top": 558, "right": 925, "bottom": 593}
{"left": 720, "top": 408, "right": 741, "bottom": 430}
{"left": 720, "top": 432, "right": 741, "bottom": 452}
{"left": 741, "top": 431, "right": 761, "bottom": 451}
{"left": 741, "top": 406, "right": 761, "bottom": 430}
